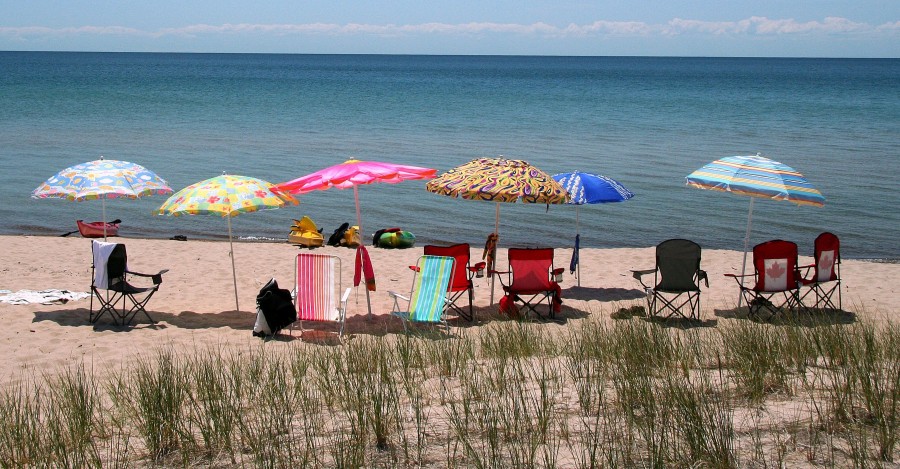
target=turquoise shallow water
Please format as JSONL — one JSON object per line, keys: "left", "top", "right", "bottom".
{"left": 1, "top": 52, "right": 898, "bottom": 259}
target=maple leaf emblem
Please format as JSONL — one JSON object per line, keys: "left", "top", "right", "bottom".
{"left": 766, "top": 261, "right": 786, "bottom": 279}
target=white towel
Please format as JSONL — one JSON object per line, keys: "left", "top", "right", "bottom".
{"left": 92, "top": 240, "right": 120, "bottom": 289}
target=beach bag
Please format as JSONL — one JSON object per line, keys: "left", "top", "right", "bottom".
{"left": 327, "top": 223, "right": 350, "bottom": 246}
{"left": 499, "top": 294, "right": 520, "bottom": 319}
{"left": 253, "top": 278, "right": 296, "bottom": 337}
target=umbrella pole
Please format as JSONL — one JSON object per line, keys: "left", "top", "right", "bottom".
{"left": 738, "top": 198, "right": 755, "bottom": 308}
{"left": 354, "top": 186, "right": 373, "bottom": 318}
{"left": 102, "top": 197, "right": 108, "bottom": 241}
{"left": 489, "top": 203, "right": 500, "bottom": 305}
{"left": 227, "top": 215, "right": 240, "bottom": 312}
{"left": 576, "top": 206, "right": 581, "bottom": 287}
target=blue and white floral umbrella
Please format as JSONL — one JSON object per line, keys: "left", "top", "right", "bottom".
{"left": 32, "top": 156, "right": 172, "bottom": 240}
{"left": 553, "top": 171, "right": 634, "bottom": 286}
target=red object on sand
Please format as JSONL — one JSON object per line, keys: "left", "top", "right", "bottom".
{"left": 76, "top": 220, "right": 119, "bottom": 238}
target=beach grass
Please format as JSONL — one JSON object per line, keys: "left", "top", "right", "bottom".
{"left": 0, "top": 315, "right": 897, "bottom": 468}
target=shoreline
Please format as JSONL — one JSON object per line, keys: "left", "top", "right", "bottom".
{"left": 6, "top": 232, "right": 900, "bottom": 263}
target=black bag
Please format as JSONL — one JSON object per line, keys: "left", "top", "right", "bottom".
{"left": 327, "top": 222, "right": 350, "bottom": 246}
{"left": 253, "top": 278, "right": 296, "bottom": 337}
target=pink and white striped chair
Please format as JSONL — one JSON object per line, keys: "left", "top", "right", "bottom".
{"left": 294, "top": 253, "right": 351, "bottom": 337}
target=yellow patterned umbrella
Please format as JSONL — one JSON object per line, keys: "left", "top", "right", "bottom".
{"left": 155, "top": 174, "right": 297, "bottom": 311}
{"left": 426, "top": 157, "right": 569, "bottom": 302}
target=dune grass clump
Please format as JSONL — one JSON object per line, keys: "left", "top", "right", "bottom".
{"left": 0, "top": 314, "right": 897, "bottom": 467}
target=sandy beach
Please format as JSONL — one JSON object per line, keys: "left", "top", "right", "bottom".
{"left": 0, "top": 234, "right": 896, "bottom": 383}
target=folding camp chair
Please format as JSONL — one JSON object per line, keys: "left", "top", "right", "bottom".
{"left": 423, "top": 243, "right": 485, "bottom": 322}
{"left": 294, "top": 253, "right": 352, "bottom": 338}
{"left": 389, "top": 255, "right": 456, "bottom": 334}
{"left": 493, "top": 248, "right": 564, "bottom": 320}
{"left": 799, "top": 232, "right": 842, "bottom": 310}
{"left": 632, "top": 239, "right": 709, "bottom": 320}
{"left": 726, "top": 239, "right": 803, "bottom": 321}
{"left": 90, "top": 240, "right": 168, "bottom": 326}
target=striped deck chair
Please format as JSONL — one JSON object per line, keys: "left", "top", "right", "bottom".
{"left": 294, "top": 253, "right": 352, "bottom": 337}
{"left": 389, "top": 255, "right": 456, "bottom": 334}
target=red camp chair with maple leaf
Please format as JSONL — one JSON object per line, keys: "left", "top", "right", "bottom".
{"left": 799, "top": 232, "right": 842, "bottom": 311}
{"left": 726, "top": 239, "right": 803, "bottom": 321}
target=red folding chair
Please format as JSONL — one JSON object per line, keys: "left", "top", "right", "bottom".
{"left": 423, "top": 243, "right": 485, "bottom": 322}
{"left": 493, "top": 248, "right": 564, "bottom": 319}
{"left": 799, "top": 232, "right": 842, "bottom": 310}
{"left": 726, "top": 240, "right": 803, "bottom": 321}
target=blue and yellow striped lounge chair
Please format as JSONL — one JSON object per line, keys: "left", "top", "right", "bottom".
{"left": 389, "top": 255, "right": 456, "bottom": 334}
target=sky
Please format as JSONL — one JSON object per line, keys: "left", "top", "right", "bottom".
{"left": 1, "top": 0, "right": 898, "bottom": 57}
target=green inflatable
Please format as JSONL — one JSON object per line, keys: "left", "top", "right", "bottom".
{"left": 377, "top": 231, "right": 416, "bottom": 249}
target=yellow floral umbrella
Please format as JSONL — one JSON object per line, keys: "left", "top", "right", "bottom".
{"left": 155, "top": 174, "right": 297, "bottom": 311}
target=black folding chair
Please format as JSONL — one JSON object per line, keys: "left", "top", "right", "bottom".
{"left": 90, "top": 241, "right": 168, "bottom": 326}
{"left": 632, "top": 239, "right": 709, "bottom": 320}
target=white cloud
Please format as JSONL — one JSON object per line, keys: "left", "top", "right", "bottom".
{"left": 0, "top": 16, "right": 892, "bottom": 40}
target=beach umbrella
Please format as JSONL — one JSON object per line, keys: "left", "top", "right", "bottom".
{"left": 686, "top": 154, "right": 824, "bottom": 305}
{"left": 552, "top": 171, "right": 634, "bottom": 287}
{"left": 154, "top": 174, "right": 298, "bottom": 312}
{"left": 275, "top": 159, "right": 437, "bottom": 318}
{"left": 426, "top": 157, "right": 570, "bottom": 303}
{"left": 32, "top": 156, "right": 172, "bottom": 240}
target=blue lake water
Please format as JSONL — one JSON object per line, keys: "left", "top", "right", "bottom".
{"left": 1, "top": 52, "right": 898, "bottom": 259}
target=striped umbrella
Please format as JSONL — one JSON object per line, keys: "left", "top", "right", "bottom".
{"left": 686, "top": 154, "right": 824, "bottom": 304}
{"left": 552, "top": 171, "right": 634, "bottom": 286}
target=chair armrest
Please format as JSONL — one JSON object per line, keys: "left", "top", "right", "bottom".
{"left": 489, "top": 270, "right": 510, "bottom": 287}
{"left": 126, "top": 269, "right": 169, "bottom": 285}
{"left": 552, "top": 267, "right": 565, "bottom": 276}
{"left": 631, "top": 269, "right": 655, "bottom": 289}
{"left": 724, "top": 272, "right": 754, "bottom": 290}
{"left": 698, "top": 269, "right": 709, "bottom": 288}
{"left": 408, "top": 265, "right": 420, "bottom": 272}
{"left": 387, "top": 290, "right": 410, "bottom": 302}
{"left": 470, "top": 262, "right": 486, "bottom": 272}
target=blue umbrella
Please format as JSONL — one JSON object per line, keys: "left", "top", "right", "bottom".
{"left": 553, "top": 171, "right": 634, "bottom": 286}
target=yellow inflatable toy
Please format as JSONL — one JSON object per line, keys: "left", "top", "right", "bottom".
{"left": 288, "top": 216, "right": 324, "bottom": 248}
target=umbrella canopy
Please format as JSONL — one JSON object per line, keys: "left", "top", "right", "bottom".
{"left": 155, "top": 174, "right": 298, "bottom": 311}
{"left": 275, "top": 159, "right": 436, "bottom": 317}
{"left": 275, "top": 159, "right": 436, "bottom": 234}
{"left": 426, "top": 157, "right": 570, "bottom": 303}
{"left": 686, "top": 154, "right": 824, "bottom": 305}
{"left": 32, "top": 156, "right": 172, "bottom": 239}
{"left": 426, "top": 157, "right": 568, "bottom": 204}
{"left": 685, "top": 154, "right": 824, "bottom": 207}
{"left": 552, "top": 171, "right": 634, "bottom": 286}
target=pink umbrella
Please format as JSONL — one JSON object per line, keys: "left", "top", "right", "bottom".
{"left": 276, "top": 159, "right": 436, "bottom": 235}
{"left": 275, "top": 159, "right": 436, "bottom": 317}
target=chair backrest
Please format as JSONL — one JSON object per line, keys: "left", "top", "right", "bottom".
{"left": 295, "top": 253, "right": 341, "bottom": 321}
{"left": 813, "top": 232, "right": 840, "bottom": 282}
{"left": 655, "top": 239, "right": 702, "bottom": 291}
{"left": 508, "top": 248, "right": 555, "bottom": 291}
{"left": 424, "top": 243, "right": 471, "bottom": 293}
{"left": 408, "top": 255, "right": 455, "bottom": 322}
{"left": 92, "top": 240, "right": 126, "bottom": 290}
{"left": 752, "top": 240, "right": 800, "bottom": 292}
